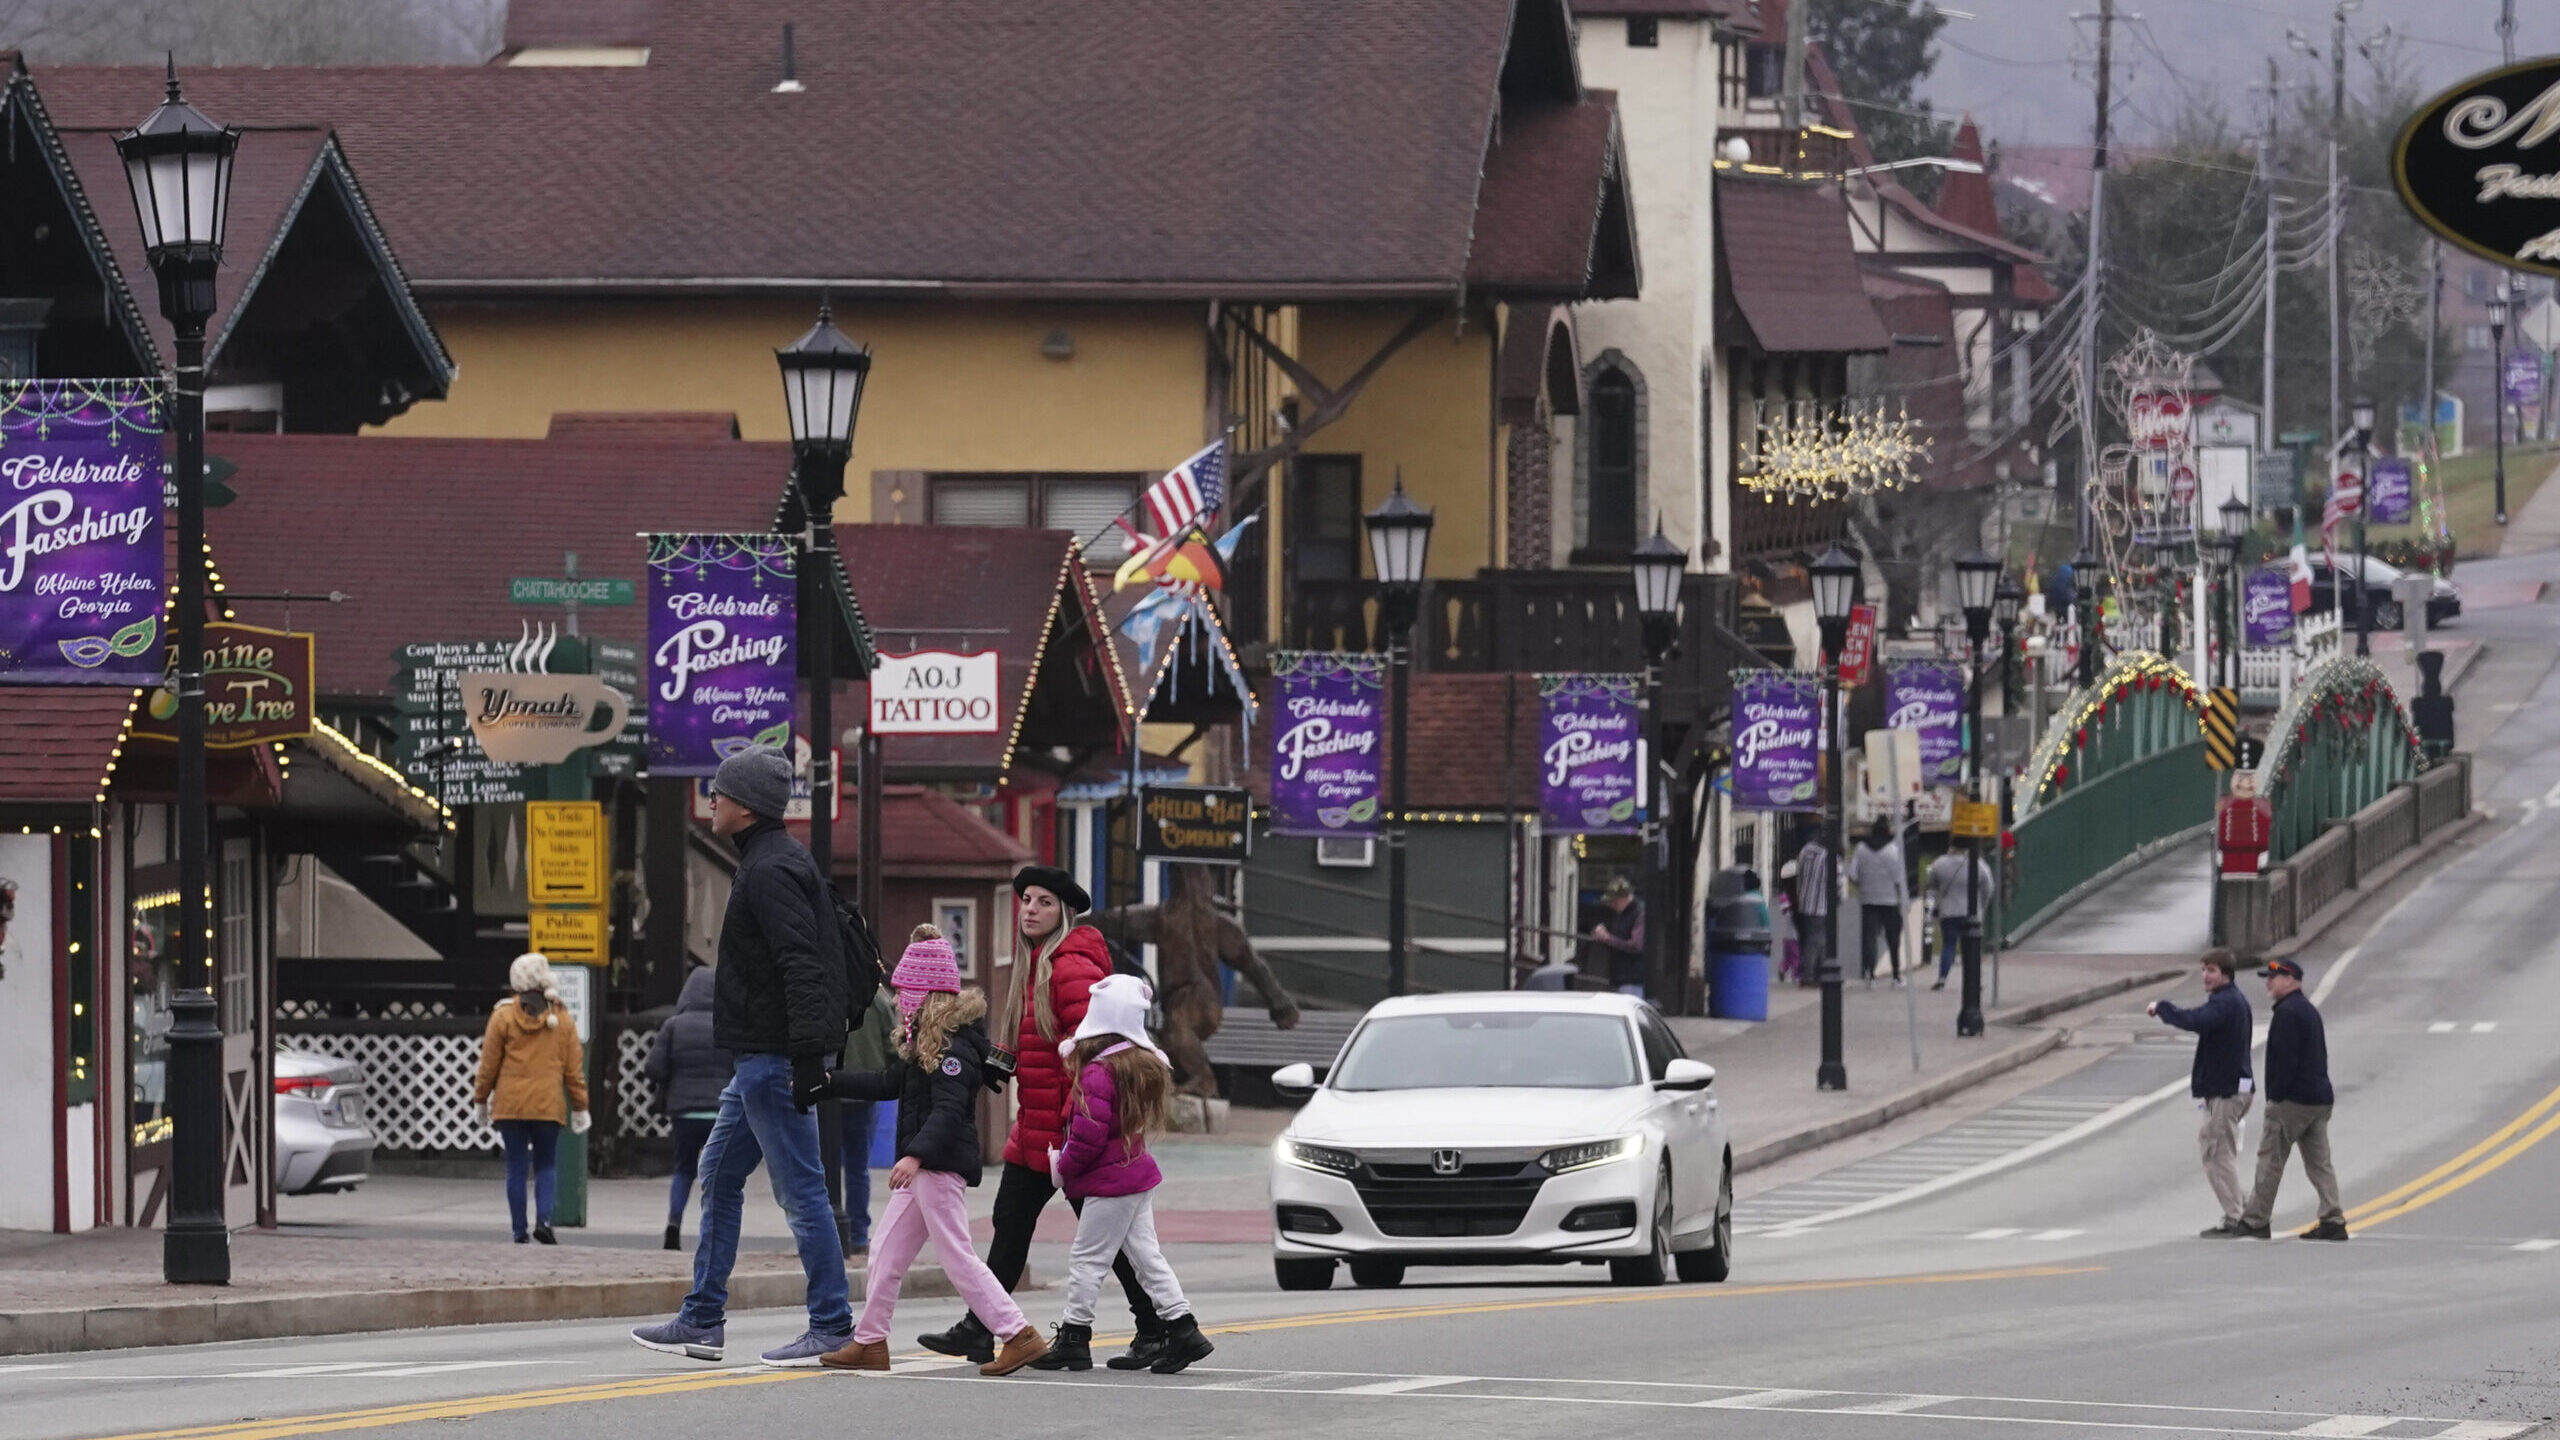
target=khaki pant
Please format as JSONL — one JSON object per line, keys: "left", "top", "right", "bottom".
{"left": 2241, "top": 1100, "right": 2343, "bottom": 1227}
{"left": 2198, "top": 1093, "right": 2253, "bottom": 1222}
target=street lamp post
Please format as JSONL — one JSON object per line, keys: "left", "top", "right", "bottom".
{"left": 2219, "top": 496, "right": 2253, "bottom": 688}
{"left": 2491, "top": 292, "right": 2511, "bottom": 527}
{"left": 2073, "top": 545, "right": 2101, "bottom": 688}
{"left": 1952, "top": 550, "right": 2001, "bottom": 1039}
{"left": 118, "top": 64, "right": 238, "bottom": 1288}
{"left": 1629, "top": 522, "right": 1688, "bottom": 1010}
{"left": 1992, "top": 577, "right": 2023, "bottom": 823}
{"left": 776, "top": 305, "right": 873, "bottom": 888}
{"left": 2349, "top": 396, "right": 2375, "bottom": 658}
{"left": 1365, "top": 479, "right": 1433, "bottom": 998}
{"left": 1809, "top": 546, "right": 1859, "bottom": 1090}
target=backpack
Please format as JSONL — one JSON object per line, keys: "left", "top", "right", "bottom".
{"left": 1103, "top": 933, "right": 1150, "bottom": 982}
{"left": 823, "top": 881, "right": 886, "bottom": 1029}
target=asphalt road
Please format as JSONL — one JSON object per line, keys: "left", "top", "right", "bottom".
{"left": 13, "top": 563, "right": 2560, "bottom": 1440}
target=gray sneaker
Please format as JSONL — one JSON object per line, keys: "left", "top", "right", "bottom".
{"left": 631, "top": 1317, "right": 725, "bottom": 1362}
{"left": 761, "top": 1329, "right": 855, "bottom": 1368}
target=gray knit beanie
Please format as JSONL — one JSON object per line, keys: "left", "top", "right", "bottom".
{"left": 712, "top": 745, "right": 794, "bottom": 820}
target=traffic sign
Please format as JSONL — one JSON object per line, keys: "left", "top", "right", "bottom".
{"left": 2202, "top": 688, "right": 2241, "bottom": 771}
{"left": 529, "top": 907, "right": 608, "bottom": 964}
{"left": 1949, "top": 799, "right": 2000, "bottom": 839}
{"left": 527, "top": 801, "right": 607, "bottom": 905}
{"left": 511, "top": 577, "right": 634, "bottom": 606}
{"left": 1839, "top": 604, "right": 1878, "bottom": 688}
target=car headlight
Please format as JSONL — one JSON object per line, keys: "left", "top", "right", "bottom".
{"left": 1539, "top": 1134, "right": 1644, "bottom": 1174}
{"left": 1276, "top": 1139, "right": 1360, "bottom": 1176}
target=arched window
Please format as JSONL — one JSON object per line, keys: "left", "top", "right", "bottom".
{"left": 1583, "top": 365, "right": 1640, "bottom": 556}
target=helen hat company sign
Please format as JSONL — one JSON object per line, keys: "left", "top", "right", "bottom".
{"left": 869, "top": 650, "right": 1000, "bottom": 735}
{"left": 2393, "top": 60, "right": 2560, "bottom": 277}
{"left": 461, "top": 672, "right": 630, "bottom": 765}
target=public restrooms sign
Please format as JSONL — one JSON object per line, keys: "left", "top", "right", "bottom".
{"left": 2394, "top": 60, "right": 2560, "bottom": 278}
{"left": 0, "top": 381, "right": 165, "bottom": 683}
{"left": 645, "top": 533, "right": 795, "bottom": 776}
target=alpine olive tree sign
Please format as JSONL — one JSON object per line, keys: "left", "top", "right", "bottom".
{"left": 2394, "top": 60, "right": 2560, "bottom": 278}
{"left": 869, "top": 650, "right": 1000, "bottom": 735}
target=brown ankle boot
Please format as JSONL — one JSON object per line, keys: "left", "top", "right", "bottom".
{"left": 820, "top": 1338, "right": 890, "bottom": 1372}
{"left": 980, "top": 1325, "right": 1048, "bottom": 1376}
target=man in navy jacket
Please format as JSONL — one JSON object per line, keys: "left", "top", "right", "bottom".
{"left": 2236, "top": 957, "right": 2346, "bottom": 1240}
{"left": 2149, "top": 949, "right": 2255, "bottom": 1235}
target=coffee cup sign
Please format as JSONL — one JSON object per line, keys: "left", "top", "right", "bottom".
{"left": 461, "top": 672, "right": 630, "bottom": 765}
{"left": 870, "top": 650, "right": 1001, "bottom": 735}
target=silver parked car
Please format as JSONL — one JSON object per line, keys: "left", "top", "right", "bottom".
{"left": 275, "top": 1046, "right": 376, "bottom": 1194}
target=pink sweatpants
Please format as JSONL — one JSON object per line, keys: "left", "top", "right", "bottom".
{"left": 854, "top": 1169, "right": 1026, "bottom": 1344}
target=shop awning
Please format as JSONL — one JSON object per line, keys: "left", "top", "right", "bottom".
{"left": 1718, "top": 174, "right": 1892, "bottom": 355}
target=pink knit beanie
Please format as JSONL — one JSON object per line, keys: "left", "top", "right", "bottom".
{"left": 891, "top": 928, "right": 962, "bottom": 1026}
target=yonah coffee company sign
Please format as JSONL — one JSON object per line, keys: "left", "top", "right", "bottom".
{"left": 869, "top": 650, "right": 1000, "bottom": 735}
{"left": 461, "top": 672, "right": 630, "bottom": 765}
{"left": 2394, "top": 60, "right": 2560, "bottom": 278}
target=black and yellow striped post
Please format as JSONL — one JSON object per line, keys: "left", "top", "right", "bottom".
{"left": 2203, "top": 687, "right": 2241, "bottom": 771}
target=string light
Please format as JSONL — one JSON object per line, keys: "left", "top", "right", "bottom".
{"left": 2018, "top": 651, "right": 2204, "bottom": 810}
{"left": 1742, "top": 397, "right": 1930, "bottom": 504}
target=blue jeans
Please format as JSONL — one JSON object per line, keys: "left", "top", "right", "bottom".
{"left": 667, "top": 1115, "right": 716, "bottom": 1222}
{"left": 1936, "top": 917, "right": 1974, "bottom": 981}
{"left": 495, "top": 1119, "right": 559, "bottom": 1239}
{"left": 678, "top": 1054, "right": 852, "bottom": 1333}
{"left": 830, "top": 1101, "right": 876, "bottom": 1249}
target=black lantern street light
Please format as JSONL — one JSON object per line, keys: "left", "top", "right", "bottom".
{"left": 775, "top": 305, "right": 873, "bottom": 894}
{"left": 1992, "top": 575, "right": 2024, "bottom": 811}
{"left": 117, "top": 63, "right": 238, "bottom": 1289}
{"left": 1629, "top": 521, "right": 1688, "bottom": 1011}
{"left": 1952, "top": 549, "right": 2002, "bottom": 1039}
{"left": 2073, "top": 545, "right": 2102, "bottom": 688}
{"left": 1365, "top": 478, "right": 1434, "bottom": 998}
{"left": 1809, "top": 545, "right": 1859, "bottom": 1090}
{"left": 2218, "top": 495, "right": 2253, "bottom": 689}
{"left": 2491, "top": 291, "right": 2512, "bottom": 527}
{"left": 2348, "top": 396, "right": 2376, "bottom": 658}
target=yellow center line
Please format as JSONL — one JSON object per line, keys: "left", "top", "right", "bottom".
{"left": 2344, "top": 1081, "right": 2560, "bottom": 1223}
{"left": 2355, "top": 1108, "right": 2560, "bottom": 1232}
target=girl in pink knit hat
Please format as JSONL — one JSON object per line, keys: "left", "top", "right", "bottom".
{"left": 818, "top": 925, "right": 1048, "bottom": 1376}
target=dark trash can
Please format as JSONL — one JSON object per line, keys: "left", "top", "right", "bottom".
{"left": 1706, "top": 872, "right": 1772, "bottom": 1022}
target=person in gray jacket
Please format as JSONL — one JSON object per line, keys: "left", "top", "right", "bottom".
{"left": 1847, "top": 818, "right": 1908, "bottom": 987}
{"left": 645, "top": 964, "right": 732, "bottom": 1251}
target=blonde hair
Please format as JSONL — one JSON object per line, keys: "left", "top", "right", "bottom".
{"left": 910, "top": 921, "right": 942, "bottom": 943}
{"left": 897, "top": 987, "right": 987, "bottom": 1072}
{"left": 1068, "top": 1033, "right": 1169, "bottom": 1143}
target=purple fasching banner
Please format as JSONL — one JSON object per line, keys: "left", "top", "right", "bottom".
{"left": 1537, "top": 674, "right": 1641, "bottom": 835}
{"left": 1731, "top": 670, "right": 1822, "bottom": 812}
{"left": 645, "top": 533, "right": 795, "bottom": 776}
{"left": 2243, "top": 567, "right": 2295, "bottom": 646}
{"left": 1269, "top": 651, "right": 1381, "bottom": 837}
{"left": 2365, "top": 456, "right": 2414, "bottom": 526}
{"left": 1884, "top": 660, "right": 1965, "bottom": 785}
{"left": 2504, "top": 350, "right": 2541, "bottom": 409}
{"left": 0, "top": 381, "right": 165, "bottom": 683}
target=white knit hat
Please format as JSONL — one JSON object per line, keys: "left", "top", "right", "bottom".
{"left": 1059, "top": 973, "right": 1166, "bottom": 1063}
{"left": 509, "top": 952, "right": 563, "bottom": 1028}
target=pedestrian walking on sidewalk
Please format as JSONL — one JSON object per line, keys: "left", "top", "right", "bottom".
{"left": 632, "top": 746, "right": 859, "bottom": 1368}
{"left": 1586, "top": 875, "right": 1648, "bottom": 998}
{"left": 1923, "top": 848, "right": 1995, "bottom": 990}
{"left": 2235, "top": 958, "right": 2347, "bottom": 1241}
{"left": 472, "top": 952, "right": 589, "bottom": 1246}
{"left": 818, "top": 926, "right": 1048, "bottom": 1376}
{"left": 828, "top": 981, "right": 898, "bottom": 1260}
{"left": 1030, "top": 975, "right": 1213, "bottom": 1375}
{"left": 644, "top": 964, "right": 731, "bottom": 1251}
{"left": 1848, "top": 820, "right": 1907, "bottom": 986}
{"left": 918, "top": 865, "right": 1166, "bottom": 1370}
{"left": 1792, "top": 831, "right": 1832, "bottom": 988}
{"left": 2146, "top": 949, "right": 2255, "bottom": 1235}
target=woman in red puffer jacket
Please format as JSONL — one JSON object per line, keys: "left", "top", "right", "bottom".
{"left": 915, "top": 866, "right": 1167, "bottom": 1370}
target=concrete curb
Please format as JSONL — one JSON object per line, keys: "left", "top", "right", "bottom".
{"left": 1987, "top": 966, "right": 2188, "bottom": 1029}
{"left": 0, "top": 1265, "right": 954, "bottom": 1358}
{"left": 2265, "top": 810, "right": 2486, "bottom": 962}
{"left": 1731, "top": 1027, "right": 2067, "bottom": 1175}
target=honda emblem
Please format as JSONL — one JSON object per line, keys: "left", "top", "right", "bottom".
{"left": 1431, "top": 1149, "right": 1463, "bottom": 1175}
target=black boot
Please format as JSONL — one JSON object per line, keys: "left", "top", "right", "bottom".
{"left": 1105, "top": 1322, "right": 1168, "bottom": 1371}
{"left": 663, "top": 1223, "right": 682, "bottom": 1252}
{"left": 1027, "top": 1321, "right": 1092, "bottom": 1371}
{"left": 531, "top": 1225, "right": 557, "bottom": 1246}
{"left": 918, "top": 1312, "right": 995, "bottom": 1364}
{"left": 1148, "top": 1315, "right": 1213, "bottom": 1374}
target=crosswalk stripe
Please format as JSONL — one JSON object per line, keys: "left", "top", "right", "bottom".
{"left": 1693, "top": 1388, "right": 1832, "bottom": 1408}
{"left": 2029, "top": 1228, "right": 2084, "bottom": 1241}
{"left": 1833, "top": 1394, "right": 1957, "bottom": 1414}
{"left": 2471, "top": 1022, "right": 2498, "bottom": 1034}
{"left": 2429, "top": 1023, "right": 2458, "bottom": 1034}
{"left": 2514, "top": 1238, "right": 2560, "bottom": 1252}
{"left": 2288, "top": 1417, "right": 2396, "bottom": 1437}
{"left": 1334, "top": 1376, "right": 1468, "bottom": 1395}
{"left": 1966, "top": 1228, "right": 2025, "bottom": 1239}
{"left": 2436, "top": 1423, "right": 2534, "bottom": 1438}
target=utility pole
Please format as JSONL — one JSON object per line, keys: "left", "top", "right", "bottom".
{"left": 2263, "top": 59, "right": 2282, "bottom": 433}
{"left": 2079, "top": 0, "right": 2115, "bottom": 562}
{"left": 2423, "top": 239, "right": 2440, "bottom": 465}
{"left": 1782, "top": 0, "right": 1810, "bottom": 133}
{"left": 2502, "top": 0, "right": 2518, "bottom": 65}
{"left": 2328, "top": 3, "right": 2349, "bottom": 453}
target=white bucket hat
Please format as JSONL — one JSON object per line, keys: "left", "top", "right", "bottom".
{"left": 1060, "top": 973, "right": 1166, "bottom": 1063}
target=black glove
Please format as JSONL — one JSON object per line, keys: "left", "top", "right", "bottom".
{"left": 791, "top": 1053, "right": 830, "bottom": 1113}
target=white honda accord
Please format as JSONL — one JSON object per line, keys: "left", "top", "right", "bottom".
{"left": 1268, "top": 991, "right": 1731, "bottom": 1290}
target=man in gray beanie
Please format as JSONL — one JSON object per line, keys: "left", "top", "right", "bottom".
{"left": 634, "top": 745, "right": 854, "bottom": 1367}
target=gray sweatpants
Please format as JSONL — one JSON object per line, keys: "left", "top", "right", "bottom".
{"left": 2198, "top": 1093, "right": 2253, "bottom": 1222}
{"left": 1063, "top": 1191, "right": 1191, "bottom": 1326}
{"left": 2241, "top": 1100, "right": 2343, "bottom": 1227}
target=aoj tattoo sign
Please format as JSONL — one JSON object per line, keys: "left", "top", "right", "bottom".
{"left": 2394, "top": 59, "right": 2560, "bottom": 278}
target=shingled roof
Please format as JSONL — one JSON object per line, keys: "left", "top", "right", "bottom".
{"left": 31, "top": 0, "right": 1635, "bottom": 301}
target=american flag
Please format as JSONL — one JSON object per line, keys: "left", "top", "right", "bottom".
{"left": 1142, "top": 440, "right": 1226, "bottom": 535}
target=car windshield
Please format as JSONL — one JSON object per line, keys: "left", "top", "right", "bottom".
{"left": 1328, "top": 1011, "right": 1641, "bottom": 1091}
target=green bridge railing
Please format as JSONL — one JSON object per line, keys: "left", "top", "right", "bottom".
{"left": 1999, "top": 740, "right": 2216, "bottom": 944}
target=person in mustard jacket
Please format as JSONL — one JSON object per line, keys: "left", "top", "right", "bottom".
{"left": 473, "top": 953, "right": 590, "bottom": 1243}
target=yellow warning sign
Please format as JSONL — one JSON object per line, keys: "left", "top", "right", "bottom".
{"left": 2203, "top": 687, "right": 2241, "bottom": 771}
{"left": 527, "top": 801, "right": 607, "bottom": 906}
{"left": 1950, "top": 800, "right": 2000, "bottom": 839}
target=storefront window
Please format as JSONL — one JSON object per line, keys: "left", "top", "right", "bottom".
{"left": 128, "top": 884, "right": 179, "bottom": 1146}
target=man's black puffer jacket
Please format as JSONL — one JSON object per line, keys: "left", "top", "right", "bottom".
{"left": 713, "top": 817, "right": 849, "bottom": 1056}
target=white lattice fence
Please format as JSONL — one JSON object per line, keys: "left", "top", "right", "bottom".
{"left": 618, "top": 1025, "right": 670, "bottom": 1139}
{"left": 280, "top": 1029, "right": 496, "bottom": 1153}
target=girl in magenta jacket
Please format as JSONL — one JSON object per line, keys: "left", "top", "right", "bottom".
{"left": 1026, "top": 974, "right": 1211, "bottom": 1375}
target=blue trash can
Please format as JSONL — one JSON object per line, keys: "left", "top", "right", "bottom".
{"left": 1706, "top": 884, "right": 1772, "bottom": 1021}
{"left": 867, "top": 1100, "right": 899, "bottom": 1168}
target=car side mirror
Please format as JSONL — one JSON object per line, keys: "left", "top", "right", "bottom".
{"left": 1271, "top": 1062, "right": 1318, "bottom": 1098}
{"left": 1657, "top": 1058, "right": 1715, "bottom": 1092}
